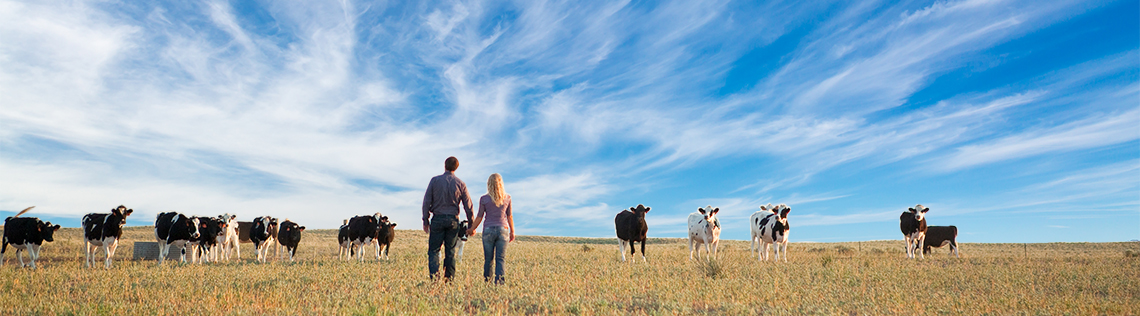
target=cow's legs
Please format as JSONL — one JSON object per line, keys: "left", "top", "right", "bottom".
{"left": 16, "top": 248, "right": 25, "bottom": 267}
{"left": 951, "top": 240, "right": 960, "bottom": 258}
{"left": 917, "top": 236, "right": 925, "bottom": 260}
{"left": 619, "top": 240, "right": 627, "bottom": 262}
{"left": 84, "top": 242, "right": 93, "bottom": 268}
{"left": 781, "top": 242, "right": 789, "bottom": 262}
{"left": 688, "top": 238, "right": 695, "bottom": 261}
{"left": 640, "top": 240, "right": 646, "bottom": 262}
{"left": 711, "top": 239, "right": 718, "bottom": 260}
{"left": 104, "top": 239, "right": 117, "bottom": 268}
{"left": 159, "top": 242, "right": 168, "bottom": 265}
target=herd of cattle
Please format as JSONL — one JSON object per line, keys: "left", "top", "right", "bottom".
{"left": 614, "top": 203, "right": 960, "bottom": 262}
{"left": 2, "top": 202, "right": 960, "bottom": 269}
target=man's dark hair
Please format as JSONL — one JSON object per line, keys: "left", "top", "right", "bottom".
{"left": 445, "top": 156, "right": 459, "bottom": 171}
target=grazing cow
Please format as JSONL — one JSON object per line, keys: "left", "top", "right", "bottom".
{"left": 277, "top": 219, "right": 305, "bottom": 262}
{"left": 337, "top": 219, "right": 353, "bottom": 260}
{"left": 456, "top": 220, "right": 470, "bottom": 262}
{"left": 614, "top": 204, "right": 650, "bottom": 262}
{"left": 688, "top": 206, "right": 721, "bottom": 261}
{"left": 191, "top": 216, "right": 226, "bottom": 264}
{"left": 749, "top": 203, "right": 776, "bottom": 255}
{"left": 249, "top": 216, "right": 278, "bottom": 262}
{"left": 155, "top": 212, "right": 201, "bottom": 264}
{"left": 2, "top": 207, "right": 61, "bottom": 269}
{"left": 377, "top": 217, "right": 397, "bottom": 260}
{"left": 900, "top": 204, "right": 929, "bottom": 259}
{"left": 755, "top": 204, "right": 791, "bottom": 262}
{"left": 347, "top": 213, "right": 383, "bottom": 261}
{"left": 216, "top": 214, "right": 240, "bottom": 261}
{"left": 82, "top": 205, "right": 134, "bottom": 268}
{"left": 923, "top": 225, "right": 960, "bottom": 257}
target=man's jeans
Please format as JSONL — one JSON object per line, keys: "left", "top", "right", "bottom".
{"left": 482, "top": 226, "right": 509, "bottom": 284}
{"left": 427, "top": 215, "right": 460, "bottom": 280}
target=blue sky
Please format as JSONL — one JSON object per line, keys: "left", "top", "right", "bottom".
{"left": 1, "top": 0, "right": 1137, "bottom": 243}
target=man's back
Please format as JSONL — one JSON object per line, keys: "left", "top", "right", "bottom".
{"left": 423, "top": 171, "right": 473, "bottom": 225}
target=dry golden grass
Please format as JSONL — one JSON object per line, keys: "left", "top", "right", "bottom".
{"left": 1, "top": 226, "right": 1137, "bottom": 315}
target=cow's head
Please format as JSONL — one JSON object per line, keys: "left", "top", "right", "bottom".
{"left": 630, "top": 204, "right": 651, "bottom": 217}
{"left": 280, "top": 220, "right": 305, "bottom": 241}
{"left": 759, "top": 203, "right": 775, "bottom": 213}
{"left": 39, "top": 221, "right": 61, "bottom": 242}
{"left": 187, "top": 216, "right": 202, "bottom": 239}
{"left": 373, "top": 212, "right": 383, "bottom": 223}
{"left": 908, "top": 204, "right": 929, "bottom": 222}
{"left": 112, "top": 205, "right": 134, "bottom": 217}
{"left": 777, "top": 204, "right": 791, "bottom": 220}
{"left": 698, "top": 205, "right": 721, "bottom": 229}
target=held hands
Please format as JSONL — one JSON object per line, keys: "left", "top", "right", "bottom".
{"left": 466, "top": 228, "right": 475, "bottom": 237}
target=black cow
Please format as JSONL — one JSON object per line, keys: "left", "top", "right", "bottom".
{"left": 2, "top": 207, "right": 60, "bottom": 269}
{"left": 377, "top": 216, "right": 397, "bottom": 260}
{"left": 276, "top": 219, "right": 305, "bottom": 262}
{"left": 347, "top": 213, "right": 382, "bottom": 261}
{"left": 615, "top": 204, "right": 650, "bottom": 262}
{"left": 191, "top": 216, "right": 226, "bottom": 264}
{"left": 923, "top": 225, "right": 960, "bottom": 257}
{"left": 155, "top": 212, "right": 201, "bottom": 264}
{"left": 456, "top": 220, "right": 471, "bottom": 262}
{"left": 250, "top": 216, "right": 278, "bottom": 262}
{"left": 900, "top": 204, "right": 929, "bottom": 259}
{"left": 82, "top": 205, "right": 134, "bottom": 268}
{"left": 337, "top": 219, "right": 353, "bottom": 260}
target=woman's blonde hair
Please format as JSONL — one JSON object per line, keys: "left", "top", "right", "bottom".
{"left": 487, "top": 173, "right": 508, "bottom": 207}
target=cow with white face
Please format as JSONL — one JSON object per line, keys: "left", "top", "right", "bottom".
{"left": 755, "top": 204, "right": 791, "bottom": 262}
{"left": 750, "top": 203, "right": 776, "bottom": 255}
{"left": 688, "top": 206, "right": 721, "bottom": 261}
{"left": 900, "top": 204, "right": 929, "bottom": 259}
{"left": 82, "top": 205, "right": 134, "bottom": 268}
{"left": 216, "top": 214, "right": 239, "bottom": 261}
{"left": 155, "top": 212, "right": 201, "bottom": 264}
{"left": 249, "top": 216, "right": 278, "bottom": 262}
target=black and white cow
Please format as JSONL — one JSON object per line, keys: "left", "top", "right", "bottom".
{"left": 276, "top": 219, "right": 305, "bottom": 262}
{"left": 191, "top": 216, "right": 226, "bottom": 264}
{"left": 82, "top": 205, "right": 134, "bottom": 268}
{"left": 2, "top": 207, "right": 60, "bottom": 269}
{"left": 754, "top": 204, "right": 791, "bottom": 262}
{"left": 456, "top": 220, "right": 470, "bottom": 262}
{"left": 688, "top": 205, "right": 721, "bottom": 261}
{"left": 155, "top": 212, "right": 201, "bottom": 264}
{"left": 347, "top": 213, "right": 382, "bottom": 261}
{"left": 337, "top": 219, "right": 353, "bottom": 260}
{"left": 749, "top": 203, "right": 776, "bottom": 255}
{"left": 216, "top": 214, "right": 240, "bottom": 261}
{"left": 900, "top": 204, "right": 929, "bottom": 259}
{"left": 250, "top": 216, "right": 278, "bottom": 262}
{"left": 615, "top": 204, "right": 650, "bottom": 262}
{"left": 377, "top": 216, "right": 397, "bottom": 260}
{"left": 923, "top": 225, "right": 959, "bottom": 257}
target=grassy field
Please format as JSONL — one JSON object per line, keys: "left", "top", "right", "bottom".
{"left": 1, "top": 226, "right": 1137, "bottom": 315}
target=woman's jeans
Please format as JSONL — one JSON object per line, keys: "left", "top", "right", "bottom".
{"left": 482, "top": 226, "right": 509, "bottom": 284}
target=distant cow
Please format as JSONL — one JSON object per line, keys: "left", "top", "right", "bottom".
{"left": 337, "top": 219, "right": 353, "bottom": 260}
{"left": 749, "top": 203, "right": 776, "bottom": 255}
{"left": 754, "top": 204, "right": 791, "bottom": 262}
{"left": 155, "top": 212, "right": 201, "bottom": 264}
{"left": 615, "top": 204, "right": 650, "bottom": 262}
{"left": 277, "top": 219, "right": 305, "bottom": 262}
{"left": 688, "top": 206, "right": 721, "bottom": 261}
{"left": 216, "top": 214, "right": 239, "bottom": 261}
{"left": 923, "top": 225, "right": 960, "bottom": 257}
{"left": 2, "top": 207, "right": 60, "bottom": 269}
{"left": 250, "top": 216, "right": 278, "bottom": 262}
{"left": 82, "top": 205, "right": 134, "bottom": 268}
{"left": 456, "top": 220, "right": 470, "bottom": 262}
{"left": 377, "top": 217, "right": 397, "bottom": 260}
{"left": 347, "top": 213, "right": 383, "bottom": 261}
{"left": 900, "top": 204, "right": 929, "bottom": 259}
{"left": 191, "top": 216, "right": 226, "bottom": 264}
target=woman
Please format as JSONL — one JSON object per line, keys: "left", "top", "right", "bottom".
{"left": 467, "top": 173, "right": 515, "bottom": 284}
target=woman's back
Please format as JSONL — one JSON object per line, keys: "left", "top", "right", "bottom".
{"left": 478, "top": 194, "right": 512, "bottom": 229}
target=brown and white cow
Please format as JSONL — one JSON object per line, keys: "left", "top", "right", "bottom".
{"left": 900, "top": 204, "right": 929, "bottom": 259}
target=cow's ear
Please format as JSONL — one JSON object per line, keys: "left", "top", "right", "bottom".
{"left": 391, "top": 223, "right": 397, "bottom": 227}
{"left": 299, "top": 226, "right": 306, "bottom": 231}
{"left": 922, "top": 207, "right": 929, "bottom": 213}
{"left": 230, "top": 215, "right": 236, "bottom": 220}
{"left": 712, "top": 208, "right": 720, "bottom": 214}
{"left": 644, "top": 207, "right": 650, "bottom": 212}
{"left": 759, "top": 205, "right": 767, "bottom": 211}
{"left": 698, "top": 208, "right": 706, "bottom": 214}
{"left": 53, "top": 225, "right": 61, "bottom": 231}
{"left": 125, "top": 209, "right": 134, "bottom": 216}
{"left": 908, "top": 207, "right": 915, "bottom": 212}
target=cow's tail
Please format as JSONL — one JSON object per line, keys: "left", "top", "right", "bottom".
{"left": 2, "top": 234, "right": 8, "bottom": 255}
{"left": 13, "top": 206, "right": 35, "bottom": 218}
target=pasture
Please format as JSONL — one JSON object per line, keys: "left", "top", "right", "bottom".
{"left": 2, "top": 226, "right": 1137, "bottom": 315}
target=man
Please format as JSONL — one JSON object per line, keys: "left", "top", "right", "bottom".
{"left": 422, "top": 156, "right": 474, "bottom": 281}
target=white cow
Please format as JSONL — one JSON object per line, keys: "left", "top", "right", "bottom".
{"left": 687, "top": 206, "right": 721, "bottom": 261}
{"left": 749, "top": 203, "right": 776, "bottom": 255}
{"left": 217, "top": 214, "right": 240, "bottom": 261}
{"left": 755, "top": 204, "right": 791, "bottom": 262}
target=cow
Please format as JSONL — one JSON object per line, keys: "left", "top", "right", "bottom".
{"left": 155, "top": 212, "right": 201, "bottom": 264}
{"left": 2, "top": 207, "right": 61, "bottom": 269}
{"left": 82, "top": 205, "right": 134, "bottom": 268}
{"left": 456, "top": 220, "right": 470, "bottom": 262}
{"left": 688, "top": 206, "right": 721, "bottom": 261}
{"left": 276, "top": 219, "right": 305, "bottom": 262}
{"left": 614, "top": 204, "right": 650, "bottom": 262}
{"left": 249, "top": 216, "right": 278, "bottom": 262}
{"left": 337, "top": 219, "right": 353, "bottom": 260}
{"left": 216, "top": 214, "right": 240, "bottom": 261}
{"left": 900, "top": 204, "right": 929, "bottom": 259}
{"left": 347, "top": 213, "right": 383, "bottom": 261}
{"left": 377, "top": 216, "right": 397, "bottom": 260}
{"left": 923, "top": 225, "right": 960, "bottom": 257}
{"left": 749, "top": 203, "right": 776, "bottom": 255}
{"left": 755, "top": 204, "right": 791, "bottom": 262}
{"left": 190, "top": 216, "right": 226, "bottom": 264}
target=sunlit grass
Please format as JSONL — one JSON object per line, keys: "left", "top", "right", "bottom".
{"left": 1, "top": 227, "right": 1137, "bottom": 314}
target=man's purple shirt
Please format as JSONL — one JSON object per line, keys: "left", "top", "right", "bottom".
{"left": 421, "top": 171, "right": 474, "bottom": 226}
